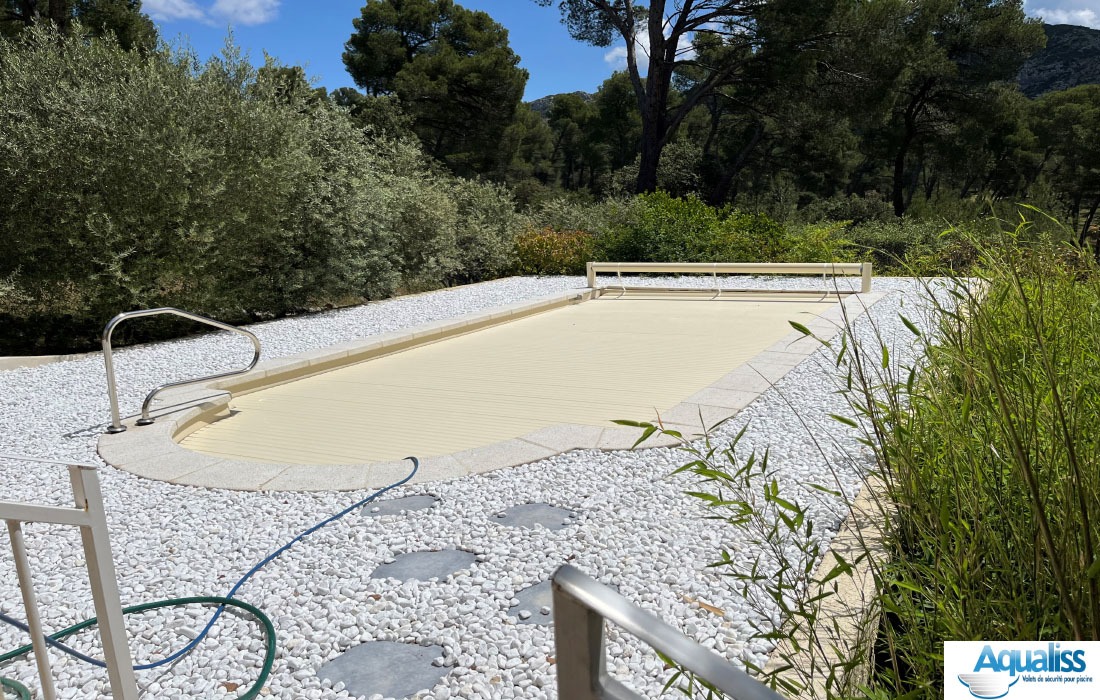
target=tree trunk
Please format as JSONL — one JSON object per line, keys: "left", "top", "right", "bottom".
{"left": 892, "top": 144, "right": 909, "bottom": 217}
{"left": 924, "top": 169, "right": 938, "bottom": 201}
{"left": 701, "top": 96, "right": 722, "bottom": 163}
{"left": 47, "top": 0, "right": 68, "bottom": 32}
{"left": 635, "top": 58, "right": 672, "bottom": 194}
{"left": 905, "top": 154, "right": 923, "bottom": 210}
{"left": 635, "top": 120, "right": 663, "bottom": 194}
{"left": 707, "top": 122, "right": 765, "bottom": 206}
{"left": 1079, "top": 194, "right": 1100, "bottom": 247}
{"left": 959, "top": 172, "right": 979, "bottom": 199}
{"left": 633, "top": 5, "right": 677, "bottom": 195}
{"left": 893, "top": 79, "right": 936, "bottom": 218}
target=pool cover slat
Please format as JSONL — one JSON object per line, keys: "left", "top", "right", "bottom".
{"left": 180, "top": 297, "right": 833, "bottom": 463}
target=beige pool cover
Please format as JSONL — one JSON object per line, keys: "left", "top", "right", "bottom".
{"left": 180, "top": 295, "right": 835, "bottom": 464}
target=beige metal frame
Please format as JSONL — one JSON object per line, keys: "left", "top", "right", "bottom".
{"left": 585, "top": 262, "right": 873, "bottom": 294}
{"left": 0, "top": 455, "right": 139, "bottom": 700}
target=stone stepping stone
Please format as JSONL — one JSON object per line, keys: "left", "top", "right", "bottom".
{"left": 318, "top": 641, "right": 448, "bottom": 699}
{"left": 371, "top": 550, "right": 476, "bottom": 581}
{"left": 494, "top": 503, "right": 577, "bottom": 531}
{"left": 364, "top": 495, "right": 438, "bottom": 517}
{"left": 510, "top": 580, "right": 553, "bottom": 626}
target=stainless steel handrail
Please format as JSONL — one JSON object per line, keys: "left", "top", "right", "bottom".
{"left": 101, "top": 308, "right": 262, "bottom": 433}
{"left": 552, "top": 565, "right": 787, "bottom": 700}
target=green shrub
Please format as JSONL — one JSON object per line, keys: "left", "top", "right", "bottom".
{"left": 514, "top": 227, "right": 595, "bottom": 275}
{"left": 708, "top": 210, "right": 792, "bottom": 262}
{"left": 526, "top": 195, "right": 638, "bottom": 238}
{"left": 381, "top": 174, "right": 460, "bottom": 293}
{"left": 799, "top": 191, "right": 895, "bottom": 224}
{"left": 449, "top": 179, "right": 522, "bottom": 284}
{"left": 0, "top": 29, "right": 522, "bottom": 352}
{"left": 844, "top": 219, "right": 956, "bottom": 273}
{"left": 594, "top": 192, "right": 794, "bottom": 264}
{"left": 598, "top": 191, "right": 719, "bottom": 262}
{"left": 786, "top": 221, "right": 856, "bottom": 262}
{"left": 0, "top": 30, "right": 392, "bottom": 350}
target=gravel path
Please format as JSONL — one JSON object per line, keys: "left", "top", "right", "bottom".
{"left": 0, "top": 275, "right": 936, "bottom": 699}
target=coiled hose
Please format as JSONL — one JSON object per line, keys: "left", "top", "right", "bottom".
{"left": 1, "top": 456, "right": 419, "bottom": 698}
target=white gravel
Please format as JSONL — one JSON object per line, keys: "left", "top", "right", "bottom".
{"left": 0, "top": 275, "right": 939, "bottom": 699}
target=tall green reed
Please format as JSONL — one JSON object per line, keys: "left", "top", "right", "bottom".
{"left": 648, "top": 214, "right": 1100, "bottom": 698}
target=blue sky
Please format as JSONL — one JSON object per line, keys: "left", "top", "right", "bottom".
{"left": 144, "top": 1, "right": 1097, "bottom": 102}
{"left": 144, "top": 0, "right": 618, "bottom": 100}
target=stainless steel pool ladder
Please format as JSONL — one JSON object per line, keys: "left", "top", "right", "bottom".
{"left": 102, "top": 308, "right": 261, "bottom": 433}
{"left": 552, "top": 565, "right": 787, "bottom": 699}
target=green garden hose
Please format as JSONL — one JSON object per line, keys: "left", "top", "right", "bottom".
{"left": 0, "top": 676, "right": 31, "bottom": 700}
{"left": 1, "top": 456, "right": 419, "bottom": 698}
{"left": 1, "top": 596, "right": 275, "bottom": 700}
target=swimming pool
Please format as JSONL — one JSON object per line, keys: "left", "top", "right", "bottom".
{"left": 97, "top": 269, "right": 879, "bottom": 491}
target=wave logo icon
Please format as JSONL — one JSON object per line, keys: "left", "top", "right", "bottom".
{"left": 946, "top": 642, "right": 1098, "bottom": 699}
{"left": 958, "top": 672, "right": 1020, "bottom": 699}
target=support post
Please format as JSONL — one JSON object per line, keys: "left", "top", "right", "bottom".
{"left": 552, "top": 565, "right": 787, "bottom": 700}
{"left": 70, "top": 467, "right": 140, "bottom": 700}
{"left": 6, "top": 521, "right": 57, "bottom": 700}
{"left": 861, "top": 262, "right": 873, "bottom": 294}
{"left": 0, "top": 460, "right": 140, "bottom": 700}
{"left": 586, "top": 261, "right": 596, "bottom": 289}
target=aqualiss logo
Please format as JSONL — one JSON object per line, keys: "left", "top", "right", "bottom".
{"left": 945, "top": 642, "right": 1100, "bottom": 700}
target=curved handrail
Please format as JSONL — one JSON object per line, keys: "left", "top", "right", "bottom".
{"left": 552, "top": 564, "right": 787, "bottom": 699}
{"left": 101, "top": 308, "right": 261, "bottom": 433}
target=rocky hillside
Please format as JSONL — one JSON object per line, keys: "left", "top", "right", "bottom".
{"left": 527, "top": 91, "right": 592, "bottom": 118}
{"left": 1019, "top": 23, "right": 1100, "bottom": 97}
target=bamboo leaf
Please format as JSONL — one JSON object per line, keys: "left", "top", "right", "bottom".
{"left": 789, "top": 320, "right": 813, "bottom": 336}
{"left": 900, "top": 314, "right": 922, "bottom": 337}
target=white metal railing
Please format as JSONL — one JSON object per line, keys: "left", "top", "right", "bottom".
{"left": 0, "top": 455, "right": 139, "bottom": 700}
{"left": 552, "top": 565, "right": 787, "bottom": 699}
{"left": 585, "top": 262, "right": 873, "bottom": 294}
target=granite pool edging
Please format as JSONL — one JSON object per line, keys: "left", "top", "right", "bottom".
{"left": 762, "top": 478, "right": 890, "bottom": 699}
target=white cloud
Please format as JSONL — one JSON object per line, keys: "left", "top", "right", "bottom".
{"left": 604, "top": 44, "right": 630, "bottom": 67}
{"left": 143, "top": 0, "right": 207, "bottom": 22}
{"left": 603, "top": 27, "right": 697, "bottom": 72}
{"left": 210, "top": 0, "right": 281, "bottom": 26}
{"left": 145, "top": 0, "right": 282, "bottom": 26}
{"left": 1029, "top": 2, "right": 1100, "bottom": 29}
{"left": 604, "top": 30, "right": 651, "bottom": 69}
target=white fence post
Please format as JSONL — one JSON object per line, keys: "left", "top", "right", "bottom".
{"left": 0, "top": 457, "right": 140, "bottom": 700}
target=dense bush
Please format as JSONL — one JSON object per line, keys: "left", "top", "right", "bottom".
{"left": 523, "top": 190, "right": 1019, "bottom": 278}
{"left": 526, "top": 195, "right": 639, "bottom": 238}
{"left": 798, "top": 191, "right": 896, "bottom": 225}
{"left": 0, "top": 29, "right": 519, "bottom": 353}
{"left": 450, "top": 179, "right": 524, "bottom": 284}
{"left": 591, "top": 192, "right": 795, "bottom": 264}
{"left": 785, "top": 221, "right": 855, "bottom": 263}
{"left": 514, "top": 227, "right": 595, "bottom": 275}
{"left": 709, "top": 210, "right": 793, "bottom": 262}
{"left": 599, "top": 192, "right": 719, "bottom": 262}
